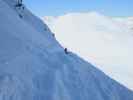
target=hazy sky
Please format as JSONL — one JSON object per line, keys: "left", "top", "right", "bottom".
{"left": 24, "top": 0, "right": 133, "bottom": 17}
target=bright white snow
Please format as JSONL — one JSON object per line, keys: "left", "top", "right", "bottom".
{"left": 44, "top": 12, "right": 133, "bottom": 90}
{"left": 0, "top": 0, "right": 133, "bottom": 99}
{"left": 114, "top": 17, "right": 133, "bottom": 31}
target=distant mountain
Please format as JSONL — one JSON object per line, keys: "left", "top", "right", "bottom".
{"left": 44, "top": 12, "right": 133, "bottom": 90}
{"left": 0, "top": 0, "right": 133, "bottom": 99}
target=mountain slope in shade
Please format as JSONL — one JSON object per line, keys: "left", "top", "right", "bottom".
{"left": 44, "top": 12, "right": 133, "bottom": 90}
{"left": 0, "top": 0, "right": 133, "bottom": 100}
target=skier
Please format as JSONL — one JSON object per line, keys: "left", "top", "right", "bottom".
{"left": 52, "top": 33, "right": 55, "bottom": 37}
{"left": 15, "top": 0, "right": 24, "bottom": 18}
{"left": 15, "top": 0, "right": 23, "bottom": 7}
{"left": 64, "top": 48, "right": 68, "bottom": 54}
{"left": 19, "top": 14, "right": 23, "bottom": 18}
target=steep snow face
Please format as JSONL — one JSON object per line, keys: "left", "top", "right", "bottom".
{"left": 44, "top": 12, "right": 133, "bottom": 90}
{"left": 0, "top": 0, "right": 133, "bottom": 99}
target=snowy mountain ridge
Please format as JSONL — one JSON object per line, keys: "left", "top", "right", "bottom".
{"left": 0, "top": 0, "right": 133, "bottom": 100}
{"left": 44, "top": 12, "right": 133, "bottom": 90}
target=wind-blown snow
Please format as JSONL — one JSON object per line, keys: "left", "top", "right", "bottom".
{"left": 0, "top": 0, "right": 133, "bottom": 99}
{"left": 44, "top": 12, "right": 133, "bottom": 90}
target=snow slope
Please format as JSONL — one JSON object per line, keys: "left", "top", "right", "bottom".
{"left": 0, "top": 0, "right": 133, "bottom": 99}
{"left": 44, "top": 12, "right": 133, "bottom": 90}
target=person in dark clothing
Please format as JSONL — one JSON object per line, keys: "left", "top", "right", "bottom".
{"left": 52, "top": 33, "right": 55, "bottom": 37}
{"left": 15, "top": 0, "right": 24, "bottom": 18}
{"left": 15, "top": 0, "right": 23, "bottom": 7}
{"left": 64, "top": 48, "right": 68, "bottom": 54}
{"left": 19, "top": 14, "right": 23, "bottom": 18}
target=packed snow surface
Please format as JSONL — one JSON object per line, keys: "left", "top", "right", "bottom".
{"left": 44, "top": 12, "right": 133, "bottom": 90}
{"left": 0, "top": 0, "right": 133, "bottom": 100}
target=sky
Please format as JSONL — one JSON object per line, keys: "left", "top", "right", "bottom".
{"left": 24, "top": 0, "right": 133, "bottom": 17}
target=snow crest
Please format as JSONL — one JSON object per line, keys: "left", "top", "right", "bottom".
{"left": 44, "top": 12, "right": 133, "bottom": 90}
{"left": 0, "top": 1, "right": 133, "bottom": 100}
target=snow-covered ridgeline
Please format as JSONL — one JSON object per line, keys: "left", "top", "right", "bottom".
{"left": 44, "top": 12, "right": 133, "bottom": 90}
{"left": 0, "top": 0, "right": 133, "bottom": 100}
